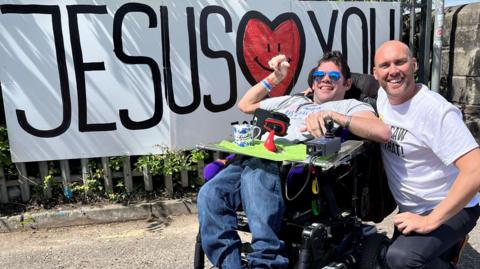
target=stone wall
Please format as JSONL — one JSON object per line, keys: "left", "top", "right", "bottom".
{"left": 439, "top": 3, "right": 480, "bottom": 143}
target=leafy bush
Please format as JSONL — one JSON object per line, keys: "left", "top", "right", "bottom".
{"left": 0, "top": 126, "right": 16, "bottom": 176}
{"left": 134, "top": 154, "right": 163, "bottom": 176}
{"left": 109, "top": 156, "right": 127, "bottom": 172}
{"left": 190, "top": 149, "right": 208, "bottom": 163}
{"left": 160, "top": 149, "right": 192, "bottom": 176}
{"left": 0, "top": 124, "right": 208, "bottom": 203}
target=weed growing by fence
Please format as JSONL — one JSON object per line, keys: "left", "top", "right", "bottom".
{"left": 0, "top": 129, "right": 210, "bottom": 206}
{"left": 190, "top": 149, "right": 208, "bottom": 163}
{"left": 109, "top": 156, "right": 127, "bottom": 172}
{"left": 0, "top": 126, "right": 16, "bottom": 177}
{"left": 160, "top": 148, "right": 192, "bottom": 176}
{"left": 135, "top": 154, "right": 163, "bottom": 176}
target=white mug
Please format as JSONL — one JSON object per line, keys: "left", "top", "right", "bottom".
{"left": 232, "top": 124, "right": 261, "bottom": 147}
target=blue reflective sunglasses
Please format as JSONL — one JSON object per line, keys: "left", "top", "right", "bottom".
{"left": 312, "top": 70, "right": 341, "bottom": 82}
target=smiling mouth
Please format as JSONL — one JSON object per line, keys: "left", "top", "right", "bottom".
{"left": 388, "top": 78, "right": 404, "bottom": 85}
{"left": 254, "top": 56, "right": 292, "bottom": 72}
{"left": 317, "top": 86, "right": 334, "bottom": 92}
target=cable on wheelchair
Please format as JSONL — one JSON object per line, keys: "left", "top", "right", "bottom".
{"left": 284, "top": 155, "right": 321, "bottom": 202}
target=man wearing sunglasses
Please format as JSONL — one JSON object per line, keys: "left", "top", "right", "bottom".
{"left": 197, "top": 51, "right": 391, "bottom": 268}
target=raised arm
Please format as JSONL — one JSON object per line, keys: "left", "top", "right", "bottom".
{"left": 303, "top": 110, "right": 391, "bottom": 143}
{"left": 238, "top": 55, "right": 290, "bottom": 114}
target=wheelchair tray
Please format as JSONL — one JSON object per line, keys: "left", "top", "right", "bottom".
{"left": 197, "top": 140, "right": 364, "bottom": 170}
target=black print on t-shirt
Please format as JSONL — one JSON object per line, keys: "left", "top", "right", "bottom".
{"left": 384, "top": 125, "right": 407, "bottom": 158}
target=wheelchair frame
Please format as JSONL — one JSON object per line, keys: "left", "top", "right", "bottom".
{"left": 194, "top": 140, "right": 391, "bottom": 269}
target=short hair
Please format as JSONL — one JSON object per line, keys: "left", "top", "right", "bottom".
{"left": 317, "top": 51, "right": 351, "bottom": 80}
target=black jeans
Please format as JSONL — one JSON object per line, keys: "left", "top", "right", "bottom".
{"left": 386, "top": 205, "right": 480, "bottom": 269}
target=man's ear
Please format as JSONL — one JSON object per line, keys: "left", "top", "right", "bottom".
{"left": 412, "top": 57, "right": 418, "bottom": 72}
{"left": 373, "top": 67, "right": 379, "bottom": 80}
{"left": 344, "top": 78, "right": 352, "bottom": 91}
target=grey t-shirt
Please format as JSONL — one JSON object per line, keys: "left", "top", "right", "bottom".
{"left": 260, "top": 95, "right": 375, "bottom": 143}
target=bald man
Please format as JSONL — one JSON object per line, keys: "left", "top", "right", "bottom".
{"left": 373, "top": 40, "right": 480, "bottom": 269}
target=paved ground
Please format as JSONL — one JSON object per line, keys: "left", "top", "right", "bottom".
{"left": 0, "top": 212, "right": 478, "bottom": 268}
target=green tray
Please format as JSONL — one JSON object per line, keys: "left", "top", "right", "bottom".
{"left": 197, "top": 140, "right": 365, "bottom": 170}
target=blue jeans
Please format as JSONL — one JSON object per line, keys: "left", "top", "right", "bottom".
{"left": 197, "top": 158, "right": 289, "bottom": 268}
{"left": 386, "top": 205, "right": 480, "bottom": 269}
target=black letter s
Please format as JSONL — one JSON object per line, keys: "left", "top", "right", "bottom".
{"left": 200, "top": 6, "right": 236, "bottom": 113}
{"left": 113, "top": 3, "right": 162, "bottom": 130}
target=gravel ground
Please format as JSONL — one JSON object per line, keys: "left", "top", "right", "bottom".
{"left": 0, "top": 212, "right": 478, "bottom": 269}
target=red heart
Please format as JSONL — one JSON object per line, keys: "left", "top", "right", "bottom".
{"left": 237, "top": 12, "right": 305, "bottom": 97}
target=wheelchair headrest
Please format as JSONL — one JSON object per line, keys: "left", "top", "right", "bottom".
{"left": 346, "top": 73, "right": 379, "bottom": 99}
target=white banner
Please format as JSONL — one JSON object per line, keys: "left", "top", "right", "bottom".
{"left": 0, "top": 0, "right": 400, "bottom": 162}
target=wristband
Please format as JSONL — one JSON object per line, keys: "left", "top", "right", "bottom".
{"left": 344, "top": 115, "right": 352, "bottom": 129}
{"left": 261, "top": 79, "right": 273, "bottom": 92}
{"left": 266, "top": 76, "right": 277, "bottom": 87}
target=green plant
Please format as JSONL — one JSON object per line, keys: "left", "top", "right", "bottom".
{"left": 190, "top": 149, "right": 208, "bottom": 163}
{"left": 47, "top": 161, "right": 60, "bottom": 175}
{"left": 31, "top": 168, "right": 61, "bottom": 199}
{"left": 106, "top": 181, "right": 128, "bottom": 202}
{"left": 87, "top": 177, "right": 103, "bottom": 193}
{"left": 109, "top": 156, "right": 127, "bottom": 172}
{"left": 135, "top": 154, "right": 163, "bottom": 176}
{"left": 0, "top": 126, "right": 11, "bottom": 168}
{"left": 87, "top": 167, "right": 104, "bottom": 192}
{"left": 69, "top": 182, "right": 88, "bottom": 195}
{"left": 20, "top": 213, "right": 34, "bottom": 227}
{"left": 115, "top": 180, "right": 124, "bottom": 189}
{"left": 72, "top": 161, "right": 105, "bottom": 195}
{"left": 161, "top": 149, "right": 192, "bottom": 176}
{"left": 31, "top": 184, "right": 44, "bottom": 199}
{"left": 0, "top": 126, "right": 16, "bottom": 176}
{"left": 42, "top": 174, "right": 60, "bottom": 193}
{"left": 107, "top": 192, "right": 127, "bottom": 202}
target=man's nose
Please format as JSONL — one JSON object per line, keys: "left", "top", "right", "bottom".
{"left": 321, "top": 75, "right": 332, "bottom": 83}
{"left": 388, "top": 65, "right": 400, "bottom": 76}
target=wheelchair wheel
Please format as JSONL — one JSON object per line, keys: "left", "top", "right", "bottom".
{"left": 359, "top": 233, "right": 390, "bottom": 269}
{"left": 194, "top": 232, "right": 205, "bottom": 269}
{"left": 193, "top": 230, "right": 251, "bottom": 269}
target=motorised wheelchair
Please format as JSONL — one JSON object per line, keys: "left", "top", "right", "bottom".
{"left": 193, "top": 73, "right": 469, "bottom": 268}
{"left": 193, "top": 73, "right": 398, "bottom": 269}
{"left": 194, "top": 133, "right": 395, "bottom": 269}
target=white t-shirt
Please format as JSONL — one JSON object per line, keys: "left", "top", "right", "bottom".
{"left": 377, "top": 84, "right": 480, "bottom": 214}
{"left": 260, "top": 95, "right": 374, "bottom": 143}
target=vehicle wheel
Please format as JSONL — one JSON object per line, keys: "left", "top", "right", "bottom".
{"left": 359, "top": 233, "right": 390, "bottom": 269}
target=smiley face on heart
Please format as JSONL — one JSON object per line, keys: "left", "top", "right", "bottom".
{"left": 237, "top": 11, "right": 305, "bottom": 97}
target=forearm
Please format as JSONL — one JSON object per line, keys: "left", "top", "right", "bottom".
{"left": 330, "top": 111, "right": 391, "bottom": 143}
{"left": 238, "top": 73, "right": 281, "bottom": 114}
{"left": 426, "top": 154, "right": 480, "bottom": 229}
